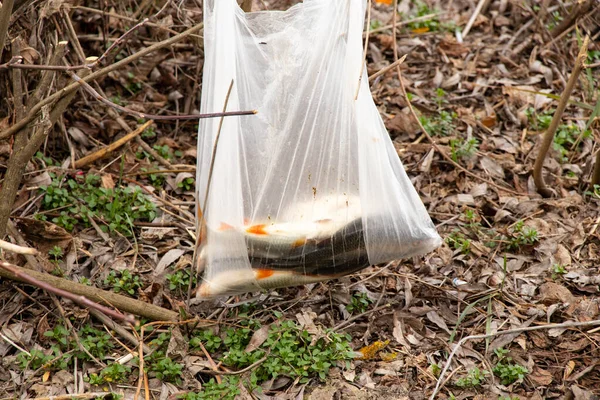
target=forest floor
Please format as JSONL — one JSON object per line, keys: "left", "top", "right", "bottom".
{"left": 1, "top": 0, "right": 600, "bottom": 399}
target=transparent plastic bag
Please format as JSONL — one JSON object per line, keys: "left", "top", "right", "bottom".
{"left": 196, "top": 0, "right": 441, "bottom": 298}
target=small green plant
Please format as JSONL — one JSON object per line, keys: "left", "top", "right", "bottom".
{"left": 105, "top": 270, "right": 143, "bottom": 295}
{"left": 429, "top": 362, "right": 441, "bottom": 377}
{"left": 78, "top": 325, "right": 115, "bottom": 360}
{"left": 585, "top": 184, "right": 600, "bottom": 199}
{"left": 79, "top": 277, "right": 92, "bottom": 286}
{"left": 110, "top": 95, "right": 123, "bottom": 106}
{"left": 153, "top": 144, "right": 174, "bottom": 160}
{"left": 189, "top": 317, "right": 354, "bottom": 394}
{"left": 420, "top": 110, "right": 456, "bottom": 136}
{"left": 88, "top": 363, "right": 131, "bottom": 385}
{"left": 147, "top": 356, "right": 184, "bottom": 384}
{"left": 177, "top": 177, "right": 195, "bottom": 191}
{"left": 48, "top": 246, "right": 63, "bottom": 265}
{"left": 166, "top": 269, "right": 197, "bottom": 292}
{"left": 546, "top": 10, "right": 562, "bottom": 30}
{"left": 180, "top": 376, "right": 241, "bottom": 400}
{"left": 44, "top": 325, "right": 70, "bottom": 348}
{"left": 507, "top": 221, "right": 538, "bottom": 250}
{"left": 407, "top": 1, "right": 440, "bottom": 32}
{"left": 141, "top": 166, "right": 166, "bottom": 189}
{"left": 455, "top": 367, "right": 489, "bottom": 388}
{"left": 369, "top": 19, "right": 383, "bottom": 31}
{"left": 190, "top": 330, "right": 222, "bottom": 353}
{"left": 450, "top": 137, "right": 479, "bottom": 161}
{"left": 446, "top": 230, "right": 471, "bottom": 254}
{"left": 39, "top": 173, "right": 156, "bottom": 235}
{"left": 141, "top": 125, "right": 157, "bottom": 139}
{"left": 346, "top": 292, "right": 373, "bottom": 314}
{"left": 35, "top": 151, "right": 55, "bottom": 166}
{"left": 553, "top": 123, "right": 591, "bottom": 161}
{"left": 493, "top": 348, "right": 528, "bottom": 385}
{"left": 525, "top": 107, "right": 554, "bottom": 131}
{"left": 125, "top": 72, "right": 143, "bottom": 94}
{"left": 17, "top": 349, "right": 54, "bottom": 370}
{"left": 551, "top": 263, "right": 567, "bottom": 279}
{"left": 434, "top": 88, "right": 447, "bottom": 109}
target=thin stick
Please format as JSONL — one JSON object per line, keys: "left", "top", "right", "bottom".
{"left": 90, "top": 309, "right": 151, "bottom": 354}
{"left": 368, "top": 55, "right": 406, "bottom": 82}
{"left": 196, "top": 340, "right": 222, "bottom": 383}
{"left": 355, "top": 0, "right": 372, "bottom": 100}
{"left": 0, "top": 261, "right": 178, "bottom": 321}
{"left": 188, "top": 80, "right": 235, "bottom": 303}
{"left": 461, "top": 0, "right": 488, "bottom": 39}
{"left": 200, "top": 355, "right": 268, "bottom": 375}
{"left": 533, "top": 36, "right": 589, "bottom": 197}
{"left": 0, "top": 331, "right": 30, "bottom": 354}
{"left": 0, "top": 261, "right": 135, "bottom": 324}
{"left": 0, "top": 239, "right": 38, "bottom": 255}
{"left": 391, "top": 0, "right": 519, "bottom": 196}
{"left": 74, "top": 120, "right": 153, "bottom": 168}
{"left": 69, "top": 71, "right": 256, "bottom": 121}
{"left": 0, "top": 23, "right": 205, "bottom": 141}
{"left": 0, "top": 0, "right": 14, "bottom": 56}
{"left": 429, "top": 318, "right": 600, "bottom": 399}
{"left": 333, "top": 304, "right": 391, "bottom": 331}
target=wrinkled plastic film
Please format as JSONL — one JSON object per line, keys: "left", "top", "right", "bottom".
{"left": 197, "top": 0, "right": 441, "bottom": 297}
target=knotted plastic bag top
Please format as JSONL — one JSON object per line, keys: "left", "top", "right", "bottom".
{"left": 196, "top": 0, "right": 441, "bottom": 297}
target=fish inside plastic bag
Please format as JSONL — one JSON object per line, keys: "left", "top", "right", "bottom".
{"left": 195, "top": 0, "right": 442, "bottom": 298}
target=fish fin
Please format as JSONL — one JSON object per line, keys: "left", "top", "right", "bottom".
{"left": 246, "top": 224, "right": 268, "bottom": 235}
{"left": 254, "top": 269, "right": 275, "bottom": 280}
{"left": 292, "top": 238, "right": 307, "bottom": 248}
{"left": 218, "top": 222, "right": 235, "bottom": 231}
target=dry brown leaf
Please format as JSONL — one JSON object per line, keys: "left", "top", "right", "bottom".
{"left": 529, "top": 366, "right": 553, "bottom": 386}
{"left": 244, "top": 325, "right": 270, "bottom": 353}
{"left": 101, "top": 174, "right": 115, "bottom": 189}
{"left": 539, "top": 282, "right": 576, "bottom": 305}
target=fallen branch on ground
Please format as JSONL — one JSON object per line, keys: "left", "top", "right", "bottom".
{"left": 0, "top": 260, "right": 135, "bottom": 324}
{"left": 0, "top": 261, "right": 179, "bottom": 321}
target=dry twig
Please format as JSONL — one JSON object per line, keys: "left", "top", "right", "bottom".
{"left": 533, "top": 36, "right": 589, "bottom": 197}
{"left": 74, "top": 120, "right": 154, "bottom": 168}
{"left": 0, "top": 261, "right": 178, "bottom": 321}
{"left": 0, "top": 260, "right": 136, "bottom": 323}
{"left": 0, "top": 0, "right": 14, "bottom": 55}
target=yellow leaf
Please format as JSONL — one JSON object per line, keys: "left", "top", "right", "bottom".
{"left": 375, "top": 0, "right": 393, "bottom": 4}
{"left": 411, "top": 27, "right": 430, "bottom": 34}
{"left": 357, "top": 340, "right": 390, "bottom": 360}
{"left": 42, "top": 370, "right": 51, "bottom": 382}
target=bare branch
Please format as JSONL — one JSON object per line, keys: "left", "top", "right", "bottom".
{"left": 0, "top": 0, "right": 14, "bottom": 56}
{"left": 0, "top": 260, "right": 136, "bottom": 324}
{"left": 0, "top": 261, "right": 179, "bottom": 321}
{"left": 533, "top": 36, "right": 589, "bottom": 197}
